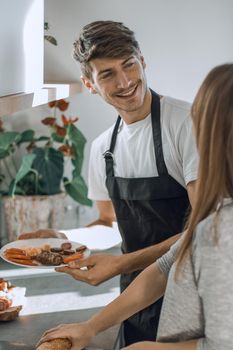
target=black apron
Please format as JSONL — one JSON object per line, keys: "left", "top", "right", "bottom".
{"left": 104, "top": 90, "right": 190, "bottom": 347}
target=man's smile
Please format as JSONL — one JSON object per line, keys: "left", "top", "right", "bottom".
{"left": 115, "top": 84, "right": 138, "bottom": 98}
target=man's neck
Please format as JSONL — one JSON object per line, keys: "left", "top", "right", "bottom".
{"left": 117, "top": 89, "right": 152, "bottom": 125}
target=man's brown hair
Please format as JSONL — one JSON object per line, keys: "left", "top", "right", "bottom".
{"left": 73, "top": 20, "right": 140, "bottom": 79}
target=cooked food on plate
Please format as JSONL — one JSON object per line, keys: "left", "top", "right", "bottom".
{"left": 2, "top": 241, "right": 87, "bottom": 267}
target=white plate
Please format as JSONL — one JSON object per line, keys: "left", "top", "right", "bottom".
{"left": 61, "top": 223, "right": 122, "bottom": 251}
{"left": 0, "top": 238, "right": 90, "bottom": 268}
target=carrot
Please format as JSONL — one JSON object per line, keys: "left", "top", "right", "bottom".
{"left": 7, "top": 257, "right": 38, "bottom": 266}
{"left": 5, "top": 248, "right": 26, "bottom": 255}
{"left": 63, "top": 252, "right": 83, "bottom": 263}
{"left": 5, "top": 253, "right": 32, "bottom": 260}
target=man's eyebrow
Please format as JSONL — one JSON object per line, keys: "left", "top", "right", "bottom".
{"left": 122, "top": 56, "right": 134, "bottom": 64}
{"left": 98, "top": 56, "right": 135, "bottom": 77}
{"left": 98, "top": 68, "right": 113, "bottom": 77}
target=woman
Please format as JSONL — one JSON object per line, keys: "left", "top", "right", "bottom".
{"left": 37, "top": 63, "right": 233, "bottom": 350}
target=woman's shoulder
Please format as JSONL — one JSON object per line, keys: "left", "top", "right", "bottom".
{"left": 193, "top": 199, "right": 233, "bottom": 249}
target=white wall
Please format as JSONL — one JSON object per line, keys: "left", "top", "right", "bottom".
{"left": 0, "top": 0, "right": 44, "bottom": 96}
{"left": 2, "top": 0, "right": 233, "bottom": 224}
{"left": 44, "top": 0, "right": 233, "bottom": 101}
{"left": 44, "top": 0, "right": 233, "bottom": 174}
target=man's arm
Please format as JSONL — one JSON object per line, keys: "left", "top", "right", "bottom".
{"left": 86, "top": 200, "right": 116, "bottom": 227}
{"left": 56, "top": 181, "right": 196, "bottom": 285}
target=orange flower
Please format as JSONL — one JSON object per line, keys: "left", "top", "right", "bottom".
{"left": 57, "top": 99, "right": 69, "bottom": 111}
{"left": 48, "top": 99, "right": 69, "bottom": 111}
{"left": 55, "top": 125, "right": 67, "bottom": 138}
{"left": 41, "top": 117, "right": 56, "bottom": 126}
{"left": 58, "top": 144, "right": 74, "bottom": 157}
{"left": 48, "top": 100, "right": 57, "bottom": 108}
{"left": 61, "top": 114, "right": 79, "bottom": 126}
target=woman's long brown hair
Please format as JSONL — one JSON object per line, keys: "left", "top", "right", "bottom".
{"left": 176, "top": 63, "right": 233, "bottom": 273}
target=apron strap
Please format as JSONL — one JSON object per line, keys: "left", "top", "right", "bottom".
{"left": 103, "top": 116, "right": 121, "bottom": 177}
{"left": 104, "top": 89, "right": 169, "bottom": 177}
{"left": 150, "top": 90, "right": 168, "bottom": 176}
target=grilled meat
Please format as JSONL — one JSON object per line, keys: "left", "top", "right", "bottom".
{"left": 35, "top": 251, "right": 63, "bottom": 266}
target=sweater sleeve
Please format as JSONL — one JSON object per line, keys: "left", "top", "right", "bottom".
{"left": 193, "top": 205, "right": 233, "bottom": 350}
{"left": 157, "top": 237, "right": 182, "bottom": 276}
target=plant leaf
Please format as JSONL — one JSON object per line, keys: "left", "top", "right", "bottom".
{"left": 0, "top": 148, "right": 9, "bottom": 159}
{"left": 67, "top": 124, "right": 86, "bottom": 175}
{"left": 32, "top": 147, "right": 64, "bottom": 195}
{"left": 63, "top": 175, "right": 92, "bottom": 207}
{"left": 9, "top": 153, "right": 36, "bottom": 196}
{"left": 44, "top": 35, "right": 57, "bottom": 46}
{"left": 44, "top": 22, "right": 49, "bottom": 31}
{"left": 17, "top": 129, "right": 35, "bottom": 144}
{"left": 51, "top": 132, "right": 65, "bottom": 143}
{"left": 34, "top": 136, "right": 50, "bottom": 142}
{"left": 0, "top": 132, "right": 20, "bottom": 150}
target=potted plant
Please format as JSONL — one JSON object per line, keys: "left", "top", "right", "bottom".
{"left": 0, "top": 99, "right": 92, "bottom": 242}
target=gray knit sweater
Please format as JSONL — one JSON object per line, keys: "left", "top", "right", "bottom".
{"left": 157, "top": 198, "right": 233, "bottom": 350}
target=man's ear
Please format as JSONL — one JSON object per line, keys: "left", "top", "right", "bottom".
{"left": 81, "top": 75, "right": 97, "bottom": 94}
{"left": 140, "top": 55, "right": 146, "bottom": 69}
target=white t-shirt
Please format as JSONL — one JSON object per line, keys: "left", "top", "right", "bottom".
{"left": 88, "top": 96, "right": 198, "bottom": 200}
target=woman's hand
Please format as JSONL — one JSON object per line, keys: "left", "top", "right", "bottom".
{"left": 36, "top": 321, "right": 95, "bottom": 350}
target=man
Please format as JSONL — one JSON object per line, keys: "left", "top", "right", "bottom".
{"left": 24, "top": 20, "right": 197, "bottom": 347}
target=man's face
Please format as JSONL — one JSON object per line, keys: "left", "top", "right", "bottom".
{"left": 82, "top": 54, "right": 149, "bottom": 116}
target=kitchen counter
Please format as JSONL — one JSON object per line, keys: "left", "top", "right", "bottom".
{"left": 0, "top": 246, "right": 121, "bottom": 349}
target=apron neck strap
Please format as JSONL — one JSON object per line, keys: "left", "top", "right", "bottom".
{"left": 103, "top": 116, "right": 121, "bottom": 176}
{"left": 104, "top": 89, "right": 168, "bottom": 177}
{"left": 150, "top": 90, "right": 168, "bottom": 175}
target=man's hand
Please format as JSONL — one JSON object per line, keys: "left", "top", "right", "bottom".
{"left": 18, "top": 229, "right": 67, "bottom": 240}
{"left": 55, "top": 254, "right": 122, "bottom": 286}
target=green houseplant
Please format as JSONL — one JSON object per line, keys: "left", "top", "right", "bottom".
{"left": 0, "top": 99, "right": 91, "bottom": 242}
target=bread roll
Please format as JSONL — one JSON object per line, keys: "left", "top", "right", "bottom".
{"left": 18, "top": 229, "right": 67, "bottom": 240}
{"left": 0, "top": 305, "right": 22, "bottom": 321}
{"left": 36, "top": 338, "right": 71, "bottom": 350}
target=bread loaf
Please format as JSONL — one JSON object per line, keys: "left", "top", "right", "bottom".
{"left": 36, "top": 338, "right": 72, "bottom": 350}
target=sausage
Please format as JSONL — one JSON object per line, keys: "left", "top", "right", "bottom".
{"left": 62, "top": 250, "right": 76, "bottom": 255}
{"left": 50, "top": 247, "right": 63, "bottom": 253}
{"left": 60, "top": 242, "right": 72, "bottom": 250}
{"left": 75, "top": 245, "right": 87, "bottom": 253}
